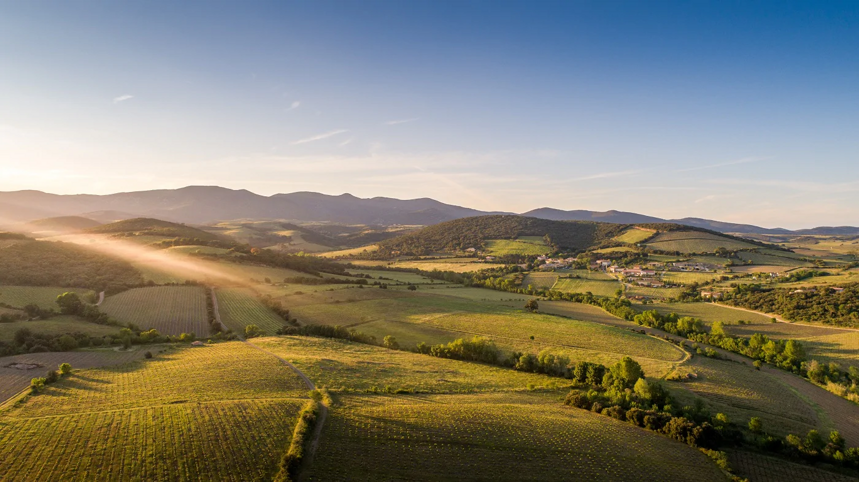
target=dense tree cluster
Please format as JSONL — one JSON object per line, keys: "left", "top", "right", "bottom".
{"left": 0, "top": 240, "right": 143, "bottom": 292}
{"left": 725, "top": 283, "right": 859, "bottom": 327}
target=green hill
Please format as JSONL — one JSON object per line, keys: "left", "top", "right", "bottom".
{"left": 87, "top": 217, "right": 226, "bottom": 243}
{"left": 377, "top": 215, "right": 770, "bottom": 256}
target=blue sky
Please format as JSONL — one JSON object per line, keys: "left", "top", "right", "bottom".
{"left": 0, "top": 1, "right": 857, "bottom": 228}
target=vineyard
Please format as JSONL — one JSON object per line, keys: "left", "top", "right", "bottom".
{"left": 670, "top": 356, "right": 820, "bottom": 437}
{"left": 253, "top": 336, "right": 564, "bottom": 393}
{"left": 3, "top": 342, "right": 308, "bottom": 417}
{"left": 728, "top": 449, "right": 859, "bottom": 482}
{"left": 0, "top": 342, "right": 310, "bottom": 480}
{"left": 305, "top": 392, "right": 727, "bottom": 482}
{"left": 216, "top": 288, "right": 288, "bottom": 334}
{"left": 522, "top": 272, "right": 559, "bottom": 289}
{"left": 100, "top": 286, "right": 208, "bottom": 336}
{"left": 644, "top": 231, "right": 757, "bottom": 253}
{"left": 0, "top": 350, "right": 144, "bottom": 405}
{"left": 0, "top": 285, "right": 95, "bottom": 309}
{"left": 0, "top": 398, "right": 303, "bottom": 481}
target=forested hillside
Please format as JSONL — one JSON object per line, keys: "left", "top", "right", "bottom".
{"left": 87, "top": 218, "right": 226, "bottom": 243}
{"left": 376, "top": 215, "right": 768, "bottom": 256}
{"left": 0, "top": 240, "right": 143, "bottom": 291}
{"left": 726, "top": 283, "right": 859, "bottom": 327}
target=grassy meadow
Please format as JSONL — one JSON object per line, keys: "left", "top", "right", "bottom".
{"left": 0, "top": 286, "right": 96, "bottom": 309}
{"left": 645, "top": 231, "right": 758, "bottom": 253}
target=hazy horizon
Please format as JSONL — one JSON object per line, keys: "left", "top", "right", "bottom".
{"left": 2, "top": 1, "right": 858, "bottom": 228}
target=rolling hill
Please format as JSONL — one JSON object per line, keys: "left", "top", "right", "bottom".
{"left": 377, "top": 215, "right": 773, "bottom": 256}
{"left": 86, "top": 218, "right": 226, "bottom": 243}
{"left": 25, "top": 216, "right": 102, "bottom": 232}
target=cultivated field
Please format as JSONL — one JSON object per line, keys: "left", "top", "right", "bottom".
{"left": 100, "top": 286, "right": 208, "bottom": 336}
{"left": 728, "top": 449, "right": 859, "bottom": 482}
{"left": 484, "top": 236, "right": 551, "bottom": 256}
{"left": 216, "top": 287, "right": 287, "bottom": 334}
{"left": 522, "top": 272, "right": 558, "bottom": 289}
{"left": 0, "top": 286, "right": 95, "bottom": 309}
{"left": 0, "top": 349, "right": 144, "bottom": 404}
{"left": 316, "top": 245, "right": 379, "bottom": 258}
{"left": 631, "top": 302, "right": 776, "bottom": 326}
{"left": 669, "top": 356, "right": 820, "bottom": 438}
{"left": 0, "top": 342, "right": 309, "bottom": 480}
{"left": 615, "top": 227, "right": 655, "bottom": 244}
{"left": 305, "top": 392, "right": 727, "bottom": 482}
{"left": 660, "top": 271, "right": 724, "bottom": 285}
{"left": 553, "top": 278, "right": 621, "bottom": 297}
{"left": 645, "top": 231, "right": 757, "bottom": 253}
{"left": 254, "top": 336, "right": 565, "bottom": 393}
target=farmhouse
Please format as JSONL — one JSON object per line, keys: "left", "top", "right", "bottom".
{"left": 700, "top": 291, "right": 723, "bottom": 299}
{"left": 485, "top": 256, "right": 497, "bottom": 262}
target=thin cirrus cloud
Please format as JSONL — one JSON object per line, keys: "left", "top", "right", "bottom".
{"left": 675, "top": 156, "right": 771, "bottom": 173}
{"left": 384, "top": 118, "right": 419, "bottom": 125}
{"left": 287, "top": 101, "right": 301, "bottom": 110}
{"left": 112, "top": 95, "right": 134, "bottom": 104}
{"left": 290, "top": 129, "right": 349, "bottom": 145}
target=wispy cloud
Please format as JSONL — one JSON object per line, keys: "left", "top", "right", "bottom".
{"left": 287, "top": 101, "right": 301, "bottom": 111}
{"left": 384, "top": 118, "right": 419, "bottom": 126}
{"left": 675, "top": 156, "right": 770, "bottom": 173}
{"left": 290, "top": 129, "right": 349, "bottom": 145}
{"left": 339, "top": 138, "right": 354, "bottom": 147}
{"left": 561, "top": 169, "right": 645, "bottom": 183}
{"left": 112, "top": 95, "right": 134, "bottom": 104}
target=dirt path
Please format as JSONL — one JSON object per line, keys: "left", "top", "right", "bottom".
{"left": 539, "top": 301, "right": 859, "bottom": 445}
{"left": 209, "top": 287, "right": 328, "bottom": 479}
{"left": 208, "top": 287, "right": 229, "bottom": 332}
{"left": 96, "top": 291, "right": 105, "bottom": 306}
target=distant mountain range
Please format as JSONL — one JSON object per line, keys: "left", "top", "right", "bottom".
{"left": 0, "top": 186, "right": 856, "bottom": 235}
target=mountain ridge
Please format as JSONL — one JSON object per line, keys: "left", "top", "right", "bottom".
{"left": 0, "top": 186, "right": 856, "bottom": 235}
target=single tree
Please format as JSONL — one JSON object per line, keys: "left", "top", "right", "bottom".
{"left": 58, "top": 363, "right": 72, "bottom": 376}
{"left": 748, "top": 417, "right": 763, "bottom": 433}
{"left": 525, "top": 299, "right": 539, "bottom": 312}
{"left": 244, "top": 324, "right": 261, "bottom": 338}
{"left": 383, "top": 335, "right": 399, "bottom": 350}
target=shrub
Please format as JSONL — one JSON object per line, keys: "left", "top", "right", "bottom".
{"left": 58, "top": 363, "right": 72, "bottom": 376}
{"left": 244, "top": 325, "right": 261, "bottom": 339}
{"left": 144, "top": 351, "right": 153, "bottom": 359}
{"left": 30, "top": 377, "right": 46, "bottom": 392}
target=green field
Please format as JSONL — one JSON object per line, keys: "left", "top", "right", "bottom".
{"left": 254, "top": 336, "right": 565, "bottom": 393}
{"left": 288, "top": 289, "right": 682, "bottom": 376}
{"left": 165, "top": 245, "right": 233, "bottom": 255}
{"left": 0, "top": 286, "right": 96, "bottom": 309}
{"left": 522, "top": 272, "right": 558, "bottom": 289}
{"left": 216, "top": 287, "right": 287, "bottom": 335}
{"left": 553, "top": 278, "right": 621, "bottom": 297}
{"left": 615, "top": 227, "right": 656, "bottom": 244}
{"left": 631, "top": 302, "right": 775, "bottom": 326}
{"left": 484, "top": 236, "right": 552, "bottom": 256}
{"left": 735, "top": 250, "right": 812, "bottom": 267}
{"left": 316, "top": 245, "right": 379, "bottom": 258}
{"left": 660, "top": 271, "right": 724, "bottom": 285}
{"left": 101, "top": 286, "right": 208, "bottom": 336}
{"left": 0, "top": 342, "right": 308, "bottom": 480}
{"left": 669, "top": 356, "right": 820, "bottom": 438}
{"left": 645, "top": 231, "right": 757, "bottom": 253}
{"left": 305, "top": 392, "right": 726, "bottom": 482}
{"left": 0, "top": 316, "right": 120, "bottom": 343}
